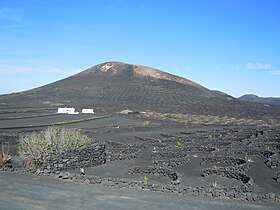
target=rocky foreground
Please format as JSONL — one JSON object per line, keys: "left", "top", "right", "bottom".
{"left": 1, "top": 116, "right": 279, "bottom": 204}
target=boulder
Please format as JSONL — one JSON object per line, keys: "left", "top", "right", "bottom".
{"left": 119, "top": 110, "right": 139, "bottom": 114}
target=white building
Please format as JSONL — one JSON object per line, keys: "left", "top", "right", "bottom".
{"left": 57, "top": 107, "right": 79, "bottom": 114}
{"left": 82, "top": 109, "right": 94, "bottom": 114}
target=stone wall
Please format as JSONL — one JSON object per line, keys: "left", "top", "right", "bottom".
{"left": 1, "top": 160, "right": 279, "bottom": 203}
{"left": 126, "top": 166, "right": 179, "bottom": 182}
{"left": 228, "top": 149, "right": 274, "bottom": 158}
{"left": 105, "top": 141, "right": 141, "bottom": 162}
{"left": 265, "top": 156, "right": 280, "bottom": 170}
{"left": 151, "top": 151, "right": 190, "bottom": 168}
{"left": 35, "top": 171, "right": 280, "bottom": 203}
{"left": 41, "top": 142, "right": 106, "bottom": 171}
{"left": 201, "top": 156, "right": 246, "bottom": 166}
{"left": 202, "top": 167, "right": 253, "bottom": 186}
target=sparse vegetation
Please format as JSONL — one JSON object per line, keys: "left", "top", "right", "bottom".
{"left": 176, "top": 140, "right": 183, "bottom": 147}
{"left": 143, "top": 175, "right": 148, "bottom": 185}
{"left": 212, "top": 181, "right": 218, "bottom": 188}
{"left": 245, "top": 154, "right": 253, "bottom": 162}
{"left": 55, "top": 115, "right": 111, "bottom": 125}
{"left": 0, "top": 113, "right": 60, "bottom": 120}
{"left": 143, "top": 120, "right": 151, "bottom": 126}
{"left": 49, "top": 103, "right": 65, "bottom": 107}
{"left": 42, "top": 101, "right": 53, "bottom": 105}
{"left": 18, "top": 126, "right": 92, "bottom": 164}
{"left": 164, "top": 114, "right": 182, "bottom": 120}
{"left": 263, "top": 145, "right": 270, "bottom": 151}
{"left": 143, "top": 111, "right": 275, "bottom": 127}
{"left": 43, "top": 101, "right": 65, "bottom": 107}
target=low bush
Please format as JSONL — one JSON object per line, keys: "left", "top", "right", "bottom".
{"left": 143, "top": 175, "right": 148, "bottom": 185}
{"left": 0, "top": 142, "right": 11, "bottom": 166}
{"left": 212, "top": 180, "right": 218, "bottom": 188}
{"left": 164, "top": 114, "right": 182, "bottom": 120}
{"left": 264, "top": 145, "right": 270, "bottom": 151}
{"left": 176, "top": 140, "right": 183, "bottom": 147}
{"left": 18, "top": 126, "right": 92, "bottom": 164}
{"left": 143, "top": 120, "right": 151, "bottom": 126}
{"left": 42, "top": 101, "right": 65, "bottom": 107}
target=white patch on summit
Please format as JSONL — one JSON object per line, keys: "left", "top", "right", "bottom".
{"left": 101, "top": 63, "right": 113, "bottom": 72}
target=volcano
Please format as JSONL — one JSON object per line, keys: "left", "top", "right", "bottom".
{"left": 239, "top": 94, "right": 280, "bottom": 106}
{"left": 0, "top": 61, "right": 279, "bottom": 118}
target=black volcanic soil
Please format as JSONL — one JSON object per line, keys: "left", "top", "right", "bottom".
{"left": 1, "top": 62, "right": 279, "bottom": 120}
{"left": 1, "top": 109, "right": 279, "bottom": 203}
{"left": 0, "top": 62, "right": 279, "bottom": 205}
{"left": 1, "top": 172, "right": 278, "bottom": 210}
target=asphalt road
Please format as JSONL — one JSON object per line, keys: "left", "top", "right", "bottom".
{"left": 0, "top": 172, "right": 279, "bottom": 210}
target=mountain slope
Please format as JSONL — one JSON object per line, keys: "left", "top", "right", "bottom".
{"left": 239, "top": 94, "right": 280, "bottom": 106}
{"left": 0, "top": 62, "right": 279, "bottom": 118}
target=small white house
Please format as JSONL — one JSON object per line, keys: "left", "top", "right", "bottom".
{"left": 57, "top": 107, "right": 79, "bottom": 114}
{"left": 82, "top": 109, "right": 94, "bottom": 114}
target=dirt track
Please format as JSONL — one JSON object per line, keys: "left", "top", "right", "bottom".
{"left": 1, "top": 172, "right": 278, "bottom": 210}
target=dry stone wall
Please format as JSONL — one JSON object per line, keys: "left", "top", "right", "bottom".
{"left": 201, "top": 156, "right": 246, "bottom": 166}
{"left": 202, "top": 167, "right": 253, "bottom": 186}
{"left": 41, "top": 143, "right": 106, "bottom": 172}
{"left": 126, "top": 166, "right": 179, "bottom": 182}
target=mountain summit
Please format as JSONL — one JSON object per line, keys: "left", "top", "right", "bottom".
{"left": 76, "top": 62, "right": 211, "bottom": 94}
{"left": 0, "top": 61, "right": 278, "bottom": 118}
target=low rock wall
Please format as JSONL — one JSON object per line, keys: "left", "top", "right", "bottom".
{"left": 202, "top": 167, "right": 253, "bottom": 186}
{"left": 153, "top": 157, "right": 190, "bottom": 168}
{"left": 41, "top": 143, "right": 106, "bottom": 171}
{"left": 228, "top": 149, "right": 274, "bottom": 158}
{"left": 151, "top": 152, "right": 190, "bottom": 168}
{"left": 265, "top": 157, "right": 280, "bottom": 169}
{"left": 1, "top": 163, "right": 279, "bottom": 203}
{"left": 107, "top": 147, "right": 140, "bottom": 161}
{"left": 201, "top": 156, "right": 246, "bottom": 166}
{"left": 126, "top": 166, "right": 179, "bottom": 182}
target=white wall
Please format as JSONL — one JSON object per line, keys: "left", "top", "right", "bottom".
{"left": 82, "top": 109, "right": 94, "bottom": 114}
{"left": 58, "top": 107, "right": 76, "bottom": 114}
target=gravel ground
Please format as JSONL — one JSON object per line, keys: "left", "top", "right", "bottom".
{"left": 0, "top": 171, "right": 279, "bottom": 210}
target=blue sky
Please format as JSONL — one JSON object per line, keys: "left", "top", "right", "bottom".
{"left": 0, "top": 0, "right": 279, "bottom": 97}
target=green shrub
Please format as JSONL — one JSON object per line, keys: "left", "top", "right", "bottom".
{"left": 143, "top": 175, "right": 148, "bottom": 185}
{"left": 212, "top": 181, "right": 218, "bottom": 188}
{"left": 18, "top": 126, "right": 91, "bottom": 164}
{"left": 164, "top": 114, "right": 182, "bottom": 120}
{"left": 42, "top": 101, "right": 65, "bottom": 107}
{"left": 263, "top": 145, "right": 270, "bottom": 151}
{"left": 176, "top": 140, "right": 183, "bottom": 147}
{"left": 49, "top": 102, "right": 65, "bottom": 107}
{"left": 143, "top": 120, "right": 151, "bottom": 126}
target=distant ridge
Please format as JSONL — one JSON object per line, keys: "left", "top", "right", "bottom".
{"left": 0, "top": 61, "right": 279, "bottom": 118}
{"left": 239, "top": 94, "right": 280, "bottom": 106}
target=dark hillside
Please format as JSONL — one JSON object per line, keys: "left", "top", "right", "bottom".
{"left": 0, "top": 62, "right": 279, "bottom": 119}
{"left": 239, "top": 94, "right": 280, "bottom": 106}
